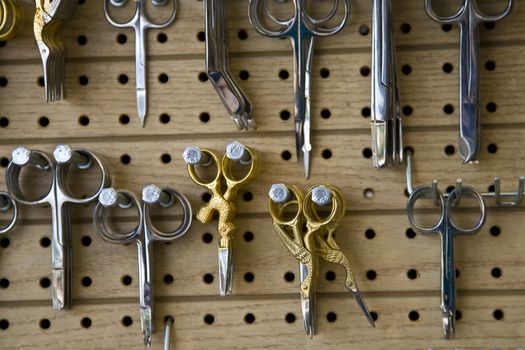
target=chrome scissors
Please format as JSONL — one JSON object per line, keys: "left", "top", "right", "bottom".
{"left": 249, "top": 0, "right": 350, "bottom": 178}
{"left": 104, "top": 0, "right": 177, "bottom": 127}
{"left": 269, "top": 184, "right": 374, "bottom": 337}
{"left": 371, "top": 0, "right": 402, "bottom": 168}
{"left": 0, "top": 192, "right": 17, "bottom": 235}
{"left": 183, "top": 141, "right": 260, "bottom": 296}
{"left": 425, "top": 0, "right": 513, "bottom": 163}
{"left": 5, "top": 144, "right": 111, "bottom": 310}
{"left": 407, "top": 183, "right": 486, "bottom": 339}
{"left": 93, "top": 185, "right": 192, "bottom": 348}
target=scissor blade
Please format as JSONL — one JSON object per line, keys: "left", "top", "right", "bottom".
{"left": 218, "top": 247, "right": 233, "bottom": 296}
{"left": 353, "top": 291, "right": 376, "bottom": 327}
{"left": 295, "top": 121, "right": 304, "bottom": 165}
{"left": 51, "top": 269, "right": 66, "bottom": 310}
{"left": 140, "top": 306, "right": 153, "bottom": 348}
{"left": 137, "top": 88, "right": 147, "bottom": 128}
{"left": 301, "top": 297, "right": 315, "bottom": 338}
{"left": 443, "top": 313, "right": 455, "bottom": 339}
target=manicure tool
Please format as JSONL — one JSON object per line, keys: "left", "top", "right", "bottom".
{"left": 248, "top": 0, "right": 350, "bottom": 178}
{"left": 33, "top": 0, "right": 78, "bottom": 102}
{"left": 268, "top": 184, "right": 375, "bottom": 337}
{"left": 93, "top": 185, "right": 192, "bottom": 348}
{"left": 405, "top": 149, "right": 525, "bottom": 338}
{"left": 104, "top": 0, "right": 177, "bottom": 127}
{"left": 205, "top": 0, "right": 255, "bottom": 130}
{"left": 5, "top": 144, "right": 111, "bottom": 310}
{"left": 0, "top": 192, "right": 17, "bottom": 234}
{"left": 0, "top": 0, "right": 22, "bottom": 41}
{"left": 371, "top": 0, "right": 402, "bottom": 168}
{"left": 183, "top": 141, "right": 260, "bottom": 296}
{"left": 425, "top": 0, "right": 513, "bottom": 163}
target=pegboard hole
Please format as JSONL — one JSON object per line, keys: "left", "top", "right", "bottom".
{"left": 158, "top": 73, "right": 169, "bottom": 84}
{"left": 325, "top": 271, "right": 336, "bottom": 281}
{"left": 281, "top": 150, "right": 292, "bottom": 161}
{"left": 285, "top": 313, "right": 296, "bottom": 323}
{"left": 118, "top": 74, "right": 128, "bottom": 85}
{"left": 40, "top": 237, "right": 51, "bottom": 248}
{"left": 204, "top": 314, "right": 215, "bottom": 325}
{"left": 244, "top": 272, "right": 255, "bottom": 283}
{"left": 493, "top": 309, "right": 504, "bottom": 320}
{"left": 238, "top": 30, "right": 248, "bottom": 40}
{"left": 401, "top": 64, "right": 412, "bottom": 75}
{"left": 121, "top": 275, "right": 132, "bottom": 286}
{"left": 406, "top": 228, "right": 416, "bottom": 239}
{"left": 361, "top": 107, "right": 371, "bottom": 118}
{"left": 456, "top": 310, "right": 462, "bottom": 321}
{"left": 320, "top": 68, "right": 330, "bottom": 78}
{"left": 442, "top": 63, "right": 453, "bottom": 73}
{"left": 366, "top": 270, "right": 377, "bottom": 280}
{"left": 161, "top": 153, "right": 172, "bottom": 164}
{"left": 39, "top": 116, "right": 50, "bottom": 127}
{"left": 326, "top": 312, "right": 337, "bottom": 323}
{"left": 120, "top": 154, "right": 131, "bottom": 165}
{"left": 0, "top": 320, "right": 8, "bottom": 330}
{"left": 491, "top": 267, "right": 502, "bottom": 278}
{"left": 360, "top": 66, "right": 370, "bottom": 77}
{"left": 486, "top": 102, "right": 497, "bottom": 113}
{"left": 363, "top": 188, "right": 375, "bottom": 200}
{"left": 37, "top": 76, "right": 45, "bottom": 87}
{"left": 403, "top": 105, "right": 413, "bottom": 116}
{"left": 243, "top": 191, "right": 253, "bottom": 202}
{"left": 441, "top": 24, "right": 452, "bottom": 32}
{"left": 39, "top": 319, "right": 51, "bottom": 329}
{"left": 407, "top": 269, "right": 419, "bottom": 280}
{"left": 39, "top": 277, "right": 51, "bottom": 288}
{"left": 202, "top": 233, "right": 213, "bottom": 243}
{"left": 488, "top": 184, "right": 495, "bottom": 193}
{"left": 320, "top": 109, "right": 331, "bottom": 119}
{"left": 159, "top": 113, "right": 171, "bottom": 124}
{"left": 79, "top": 76, "right": 89, "bottom": 86}
{"left": 81, "top": 317, "right": 92, "bottom": 328}
{"left": 121, "top": 316, "right": 133, "bottom": 327}
{"left": 197, "top": 31, "right": 205, "bottom": 42}
{"left": 408, "top": 311, "right": 419, "bottom": 321}
{"left": 365, "top": 229, "right": 376, "bottom": 239}
{"left": 157, "top": 32, "right": 168, "bottom": 43}
{"left": 78, "top": 115, "right": 90, "bottom": 126}
{"left": 0, "top": 117, "right": 9, "bottom": 127}
{"left": 0, "top": 278, "right": 9, "bottom": 289}
{"left": 322, "top": 149, "right": 332, "bottom": 159}
{"left": 280, "top": 110, "right": 291, "bottom": 121}
{"left": 82, "top": 276, "right": 92, "bottom": 287}
{"left": 456, "top": 269, "right": 460, "bottom": 279}
{"left": 0, "top": 238, "right": 9, "bottom": 248}
{"left": 444, "top": 145, "right": 455, "bottom": 156}
{"left": 202, "top": 192, "right": 212, "bottom": 203}
{"left": 199, "top": 112, "right": 211, "bottom": 123}
{"left": 243, "top": 231, "right": 254, "bottom": 242}
{"left": 487, "top": 143, "right": 498, "bottom": 154}
{"left": 117, "top": 33, "right": 127, "bottom": 44}
{"left": 443, "top": 104, "right": 454, "bottom": 115}
{"left": 0, "top": 158, "right": 7, "bottom": 168}
{"left": 371, "top": 312, "right": 378, "bottom": 321}
{"left": 198, "top": 72, "right": 208, "bottom": 82}
{"left": 164, "top": 274, "right": 174, "bottom": 285}
{"left": 359, "top": 25, "right": 369, "bottom": 35}
{"left": 239, "top": 70, "right": 250, "bottom": 81}
{"left": 279, "top": 69, "right": 289, "bottom": 80}
{"left": 284, "top": 271, "right": 295, "bottom": 282}
{"left": 119, "top": 114, "right": 130, "bottom": 125}
{"left": 485, "top": 60, "right": 496, "bottom": 71}
{"left": 490, "top": 226, "right": 501, "bottom": 237}
{"left": 203, "top": 273, "right": 214, "bottom": 284}
{"left": 0, "top": 77, "right": 8, "bottom": 87}
{"left": 244, "top": 313, "right": 255, "bottom": 324}
{"left": 484, "top": 22, "right": 496, "bottom": 31}
{"left": 362, "top": 148, "right": 373, "bottom": 159}
{"left": 77, "top": 35, "right": 88, "bottom": 46}
{"left": 400, "top": 23, "right": 411, "bottom": 34}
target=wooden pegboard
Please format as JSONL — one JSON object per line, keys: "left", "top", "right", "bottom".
{"left": 0, "top": 0, "right": 525, "bottom": 348}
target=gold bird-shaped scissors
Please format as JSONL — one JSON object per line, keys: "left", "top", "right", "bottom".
{"left": 268, "top": 184, "right": 375, "bottom": 337}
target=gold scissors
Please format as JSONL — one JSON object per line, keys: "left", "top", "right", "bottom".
{"left": 268, "top": 184, "right": 375, "bottom": 337}
{"left": 183, "top": 141, "right": 261, "bottom": 296}
{"left": 0, "top": 0, "right": 22, "bottom": 41}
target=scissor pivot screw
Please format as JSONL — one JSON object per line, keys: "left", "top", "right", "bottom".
{"left": 99, "top": 188, "right": 118, "bottom": 207}
{"left": 226, "top": 141, "right": 251, "bottom": 165}
{"left": 312, "top": 186, "right": 332, "bottom": 206}
{"left": 11, "top": 146, "right": 31, "bottom": 166}
{"left": 269, "top": 184, "right": 290, "bottom": 204}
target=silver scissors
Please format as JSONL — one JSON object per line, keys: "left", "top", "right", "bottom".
{"left": 371, "top": 0, "right": 402, "bottom": 168}
{"left": 93, "top": 185, "right": 192, "bottom": 348}
{"left": 0, "top": 192, "right": 17, "bottom": 235}
{"left": 5, "top": 144, "right": 111, "bottom": 310}
{"left": 425, "top": 0, "right": 513, "bottom": 163}
{"left": 407, "top": 183, "right": 486, "bottom": 339}
{"left": 104, "top": 0, "right": 177, "bottom": 127}
{"left": 249, "top": 0, "right": 350, "bottom": 178}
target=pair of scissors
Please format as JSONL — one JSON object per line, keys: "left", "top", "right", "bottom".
{"left": 249, "top": 0, "right": 350, "bottom": 179}
{"left": 268, "top": 184, "right": 375, "bottom": 337}
{"left": 104, "top": 0, "right": 177, "bottom": 127}
{"left": 425, "top": 0, "right": 513, "bottom": 163}
{"left": 5, "top": 144, "right": 111, "bottom": 310}
{"left": 94, "top": 185, "right": 192, "bottom": 348}
{"left": 407, "top": 182, "right": 486, "bottom": 339}
{"left": 371, "top": 0, "right": 402, "bottom": 168}
{"left": 0, "top": 192, "right": 17, "bottom": 234}
{"left": 0, "top": 0, "right": 22, "bottom": 41}
{"left": 183, "top": 141, "right": 260, "bottom": 296}
{"left": 205, "top": 0, "right": 255, "bottom": 130}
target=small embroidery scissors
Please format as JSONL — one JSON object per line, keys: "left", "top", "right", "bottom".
{"left": 5, "top": 144, "right": 111, "bottom": 310}
{"left": 104, "top": 0, "right": 177, "bottom": 127}
{"left": 183, "top": 141, "right": 260, "bottom": 296}
{"left": 407, "top": 182, "right": 486, "bottom": 339}
{"left": 425, "top": 0, "right": 513, "bottom": 163}
{"left": 268, "top": 184, "right": 375, "bottom": 337}
{"left": 0, "top": 192, "right": 17, "bottom": 234}
{"left": 248, "top": 0, "right": 350, "bottom": 178}
{"left": 0, "top": 0, "right": 22, "bottom": 41}
{"left": 93, "top": 185, "right": 192, "bottom": 348}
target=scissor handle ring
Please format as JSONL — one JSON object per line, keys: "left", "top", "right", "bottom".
{"left": 268, "top": 185, "right": 304, "bottom": 226}
{"left": 407, "top": 185, "right": 446, "bottom": 235}
{"left": 93, "top": 190, "right": 143, "bottom": 244}
{"left": 187, "top": 149, "right": 222, "bottom": 190}
{"left": 222, "top": 147, "right": 261, "bottom": 187}
{"left": 248, "top": 0, "right": 296, "bottom": 38}
{"left": 0, "top": 0, "right": 22, "bottom": 41}
{"left": 0, "top": 192, "right": 17, "bottom": 234}
{"left": 304, "top": 0, "right": 350, "bottom": 37}
{"left": 5, "top": 150, "right": 54, "bottom": 206}
{"left": 425, "top": 0, "right": 467, "bottom": 24}
{"left": 57, "top": 149, "right": 112, "bottom": 205}
{"left": 103, "top": 0, "right": 138, "bottom": 28}
{"left": 144, "top": 188, "right": 192, "bottom": 241}
{"left": 302, "top": 185, "right": 345, "bottom": 226}
{"left": 446, "top": 186, "right": 486, "bottom": 235}
{"left": 144, "top": 0, "right": 177, "bottom": 29}
{"left": 471, "top": 0, "right": 513, "bottom": 23}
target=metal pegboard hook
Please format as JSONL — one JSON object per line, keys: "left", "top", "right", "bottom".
{"left": 493, "top": 176, "right": 524, "bottom": 207}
